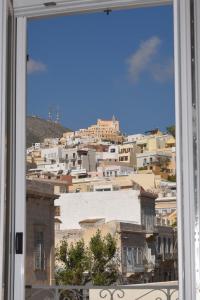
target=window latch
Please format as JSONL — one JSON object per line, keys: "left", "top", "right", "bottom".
{"left": 44, "top": 2, "right": 56, "bottom": 7}
{"left": 16, "top": 232, "right": 23, "bottom": 254}
{"left": 104, "top": 9, "right": 112, "bottom": 15}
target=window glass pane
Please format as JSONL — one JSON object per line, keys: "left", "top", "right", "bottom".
{"left": 34, "top": 231, "right": 45, "bottom": 270}
{"left": 25, "top": 4, "right": 178, "bottom": 299}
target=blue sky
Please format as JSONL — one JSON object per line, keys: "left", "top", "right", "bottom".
{"left": 27, "top": 5, "right": 175, "bottom": 134}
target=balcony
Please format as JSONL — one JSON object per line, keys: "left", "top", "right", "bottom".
{"left": 25, "top": 282, "right": 178, "bottom": 299}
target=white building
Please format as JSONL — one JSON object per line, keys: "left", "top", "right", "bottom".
{"left": 41, "top": 147, "right": 64, "bottom": 163}
{"left": 97, "top": 164, "right": 135, "bottom": 177}
{"left": 64, "top": 134, "right": 96, "bottom": 147}
{"left": 33, "top": 142, "right": 41, "bottom": 150}
{"left": 136, "top": 151, "right": 172, "bottom": 169}
{"left": 96, "top": 145, "right": 119, "bottom": 162}
{"left": 127, "top": 134, "right": 145, "bottom": 143}
{"left": 43, "top": 137, "right": 60, "bottom": 146}
{"left": 55, "top": 190, "right": 155, "bottom": 231}
{"left": 33, "top": 162, "right": 68, "bottom": 174}
{"left": 56, "top": 190, "right": 141, "bottom": 229}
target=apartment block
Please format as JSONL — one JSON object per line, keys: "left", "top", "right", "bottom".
{"left": 118, "top": 143, "right": 141, "bottom": 168}
{"left": 64, "top": 147, "right": 96, "bottom": 172}
{"left": 136, "top": 151, "right": 172, "bottom": 178}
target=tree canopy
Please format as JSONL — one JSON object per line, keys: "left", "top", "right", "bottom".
{"left": 55, "top": 230, "right": 119, "bottom": 286}
{"left": 55, "top": 239, "right": 89, "bottom": 285}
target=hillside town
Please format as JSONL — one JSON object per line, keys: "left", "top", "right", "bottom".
{"left": 25, "top": 116, "right": 177, "bottom": 289}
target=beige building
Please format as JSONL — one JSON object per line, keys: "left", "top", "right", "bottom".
{"left": 26, "top": 176, "right": 72, "bottom": 194}
{"left": 73, "top": 116, "right": 124, "bottom": 143}
{"left": 64, "top": 147, "right": 96, "bottom": 172}
{"left": 155, "top": 194, "right": 177, "bottom": 227}
{"left": 118, "top": 143, "right": 141, "bottom": 168}
{"left": 62, "top": 131, "right": 75, "bottom": 139}
{"left": 56, "top": 220, "right": 155, "bottom": 282}
{"left": 27, "top": 149, "right": 43, "bottom": 165}
{"left": 55, "top": 190, "right": 157, "bottom": 282}
{"left": 129, "top": 173, "right": 162, "bottom": 191}
{"left": 68, "top": 173, "right": 162, "bottom": 194}
{"left": 55, "top": 189, "right": 177, "bottom": 283}
{"left": 136, "top": 151, "right": 172, "bottom": 179}
{"left": 69, "top": 175, "right": 142, "bottom": 193}
{"left": 136, "top": 131, "right": 174, "bottom": 152}
{"left": 26, "top": 180, "right": 58, "bottom": 287}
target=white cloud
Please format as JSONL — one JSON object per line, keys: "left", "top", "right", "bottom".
{"left": 127, "top": 36, "right": 161, "bottom": 82}
{"left": 27, "top": 58, "right": 47, "bottom": 74}
{"left": 151, "top": 58, "right": 174, "bottom": 82}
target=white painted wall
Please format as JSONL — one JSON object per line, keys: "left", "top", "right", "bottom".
{"left": 37, "top": 162, "right": 67, "bottom": 173}
{"left": 127, "top": 134, "right": 145, "bottom": 142}
{"left": 55, "top": 190, "right": 141, "bottom": 229}
{"left": 97, "top": 165, "right": 135, "bottom": 177}
{"left": 96, "top": 151, "right": 118, "bottom": 161}
{"left": 41, "top": 147, "right": 62, "bottom": 161}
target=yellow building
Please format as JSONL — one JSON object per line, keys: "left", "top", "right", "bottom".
{"left": 136, "top": 131, "right": 175, "bottom": 152}
{"left": 74, "top": 116, "right": 124, "bottom": 143}
{"left": 118, "top": 143, "right": 140, "bottom": 168}
{"left": 135, "top": 131, "right": 176, "bottom": 178}
{"left": 62, "top": 132, "right": 75, "bottom": 139}
{"left": 26, "top": 149, "right": 44, "bottom": 166}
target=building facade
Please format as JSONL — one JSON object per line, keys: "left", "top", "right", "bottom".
{"left": 26, "top": 180, "right": 58, "bottom": 286}
{"left": 74, "top": 117, "right": 124, "bottom": 143}
{"left": 118, "top": 143, "right": 140, "bottom": 168}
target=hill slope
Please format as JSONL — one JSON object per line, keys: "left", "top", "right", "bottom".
{"left": 26, "top": 116, "right": 71, "bottom": 147}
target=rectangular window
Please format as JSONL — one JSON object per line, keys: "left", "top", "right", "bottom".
{"left": 136, "top": 248, "right": 143, "bottom": 265}
{"left": 157, "top": 237, "right": 161, "bottom": 254}
{"left": 54, "top": 205, "right": 60, "bottom": 216}
{"left": 123, "top": 247, "right": 143, "bottom": 272}
{"left": 126, "top": 247, "right": 134, "bottom": 272}
{"left": 34, "top": 231, "right": 45, "bottom": 271}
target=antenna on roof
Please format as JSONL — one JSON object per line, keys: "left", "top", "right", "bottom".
{"left": 48, "top": 106, "right": 53, "bottom": 121}
{"left": 55, "top": 106, "right": 60, "bottom": 124}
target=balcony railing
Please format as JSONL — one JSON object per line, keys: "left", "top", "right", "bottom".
{"left": 25, "top": 282, "right": 178, "bottom": 300}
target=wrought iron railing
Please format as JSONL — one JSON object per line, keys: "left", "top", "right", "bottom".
{"left": 25, "top": 282, "right": 179, "bottom": 300}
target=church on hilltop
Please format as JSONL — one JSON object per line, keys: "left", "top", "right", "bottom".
{"left": 63, "top": 116, "right": 124, "bottom": 144}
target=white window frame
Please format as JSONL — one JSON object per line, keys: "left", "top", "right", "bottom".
{"left": 0, "top": 0, "right": 7, "bottom": 299}
{"left": 1, "top": 0, "right": 200, "bottom": 299}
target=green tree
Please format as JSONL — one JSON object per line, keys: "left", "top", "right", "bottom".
{"left": 55, "top": 230, "right": 119, "bottom": 286}
{"left": 166, "top": 125, "right": 175, "bottom": 137}
{"left": 88, "top": 230, "right": 119, "bottom": 285}
{"left": 55, "top": 239, "right": 89, "bottom": 285}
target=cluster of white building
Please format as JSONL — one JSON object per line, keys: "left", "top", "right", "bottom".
{"left": 27, "top": 119, "right": 176, "bottom": 182}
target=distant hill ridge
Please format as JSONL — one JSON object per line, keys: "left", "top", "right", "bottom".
{"left": 26, "top": 116, "right": 71, "bottom": 147}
